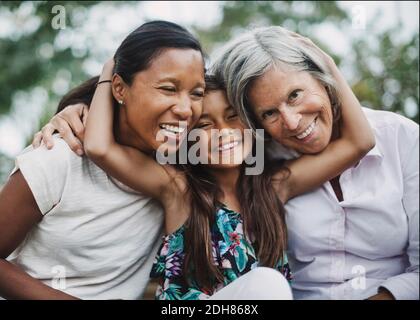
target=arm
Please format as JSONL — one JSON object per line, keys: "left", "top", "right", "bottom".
{"left": 279, "top": 47, "right": 375, "bottom": 203}
{"left": 0, "top": 171, "right": 78, "bottom": 300}
{"left": 83, "top": 60, "right": 172, "bottom": 200}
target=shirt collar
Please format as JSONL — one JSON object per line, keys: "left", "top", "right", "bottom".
{"left": 364, "top": 143, "right": 383, "bottom": 159}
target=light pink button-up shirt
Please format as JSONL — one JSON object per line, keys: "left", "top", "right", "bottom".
{"left": 269, "top": 108, "right": 419, "bottom": 300}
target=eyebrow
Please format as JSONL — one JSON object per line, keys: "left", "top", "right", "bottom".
{"left": 254, "top": 86, "right": 295, "bottom": 113}
{"left": 255, "top": 105, "right": 277, "bottom": 113}
{"left": 157, "top": 77, "right": 180, "bottom": 85}
{"left": 225, "top": 106, "right": 236, "bottom": 113}
{"left": 253, "top": 77, "right": 303, "bottom": 112}
{"left": 252, "top": 93, "right": 279, "bottom": 114}
{"left": 158, "top": 77, "right": 205, "bottom": 89}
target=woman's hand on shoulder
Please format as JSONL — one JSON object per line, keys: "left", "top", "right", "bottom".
{"left": 32, "top": 103, "right": 88, "bottom": 156}
{"left": 31, "top": 58, "right": 115, "bottom": 156}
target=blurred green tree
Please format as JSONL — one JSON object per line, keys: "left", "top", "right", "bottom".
{"left": 0, "top": 1, "right": 102, "bottom": 116}
{"left": 351, "top": 28, "right": 419, "bottom": 118}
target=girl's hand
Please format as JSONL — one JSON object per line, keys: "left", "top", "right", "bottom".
{"left": 32, "top": 103, "right": 88, "bottom": 156}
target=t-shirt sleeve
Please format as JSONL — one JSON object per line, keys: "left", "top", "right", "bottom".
{"left": 11, "top": 137, "right": 72, "bottom": 215}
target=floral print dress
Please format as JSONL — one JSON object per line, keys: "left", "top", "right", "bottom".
{"left": 150, "top": 204, "right": 292, "bottom": 300}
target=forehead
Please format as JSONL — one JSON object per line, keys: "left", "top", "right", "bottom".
{"left": 248, "top": 67, "right": 312, "bottom": 107}
{"left": 202, "top": 90, "right": 230, "bottom": 116}
{"left": 135, "top": 48, "right": 205, "bottom": 82}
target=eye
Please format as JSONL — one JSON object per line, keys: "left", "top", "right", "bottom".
{"left": 288, "top": 89, "right": 303, "bottom": 103}
{"left": 261, "top": 109, "right": 278, "bottom": 120}
{"left": 159, "top": 86, "right": 176, "bottom": 92}
{"left": 227, "top": 112, "right": 238, "bottom": 120}
{"left": 196, "top": 122, "right": 211, "bottom": 129}
{"left": 191, "top": 90, "right": 204, "bottom": 98}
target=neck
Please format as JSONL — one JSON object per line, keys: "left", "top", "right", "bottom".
{"left": 114, "top": 105, "right": 153, "bottom": 155}
{"left": 211, "top": 166, "right": 241, "bottom": 202}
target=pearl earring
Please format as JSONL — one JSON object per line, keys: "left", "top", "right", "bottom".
{"left": 118, "top": 100, "right": 123, "bottom": 105}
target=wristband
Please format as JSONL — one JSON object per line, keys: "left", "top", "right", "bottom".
{"left": 96, "top": 80, "right": 112, "bottom": 86}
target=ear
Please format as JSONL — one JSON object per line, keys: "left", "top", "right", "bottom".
{"left": 111, "top": 74, "right": 127, "bottom": 104}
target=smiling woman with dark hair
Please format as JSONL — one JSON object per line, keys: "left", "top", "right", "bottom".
{"left": 0, "top": 20, "right": 206, "bottom": 300}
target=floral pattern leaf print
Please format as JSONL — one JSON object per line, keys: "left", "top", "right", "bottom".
{"left": 150, "top": 204, "right": 293, "bottom": 300}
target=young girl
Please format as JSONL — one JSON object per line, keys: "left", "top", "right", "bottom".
{"left": 83, "top": 43, "right": 374, "bottom": 299}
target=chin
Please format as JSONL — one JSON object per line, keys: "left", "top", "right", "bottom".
{"left": 208, "top": 163, "right": 243, "bottom": 170}
{"left": 154, "top": 140, "right": 179, "bottom": 157}
{"left": 303, "top": 140, "right": 329, "bottom": 154}
{"left": 207, "top": 154, "right": 244, "bottom": 168}
{"left": 285, "top": 140, "right": 324, "bottom": 155}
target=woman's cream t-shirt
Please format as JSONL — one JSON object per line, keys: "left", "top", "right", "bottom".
{"left": 7, "top": 137, "right": 164, "bottom": 300}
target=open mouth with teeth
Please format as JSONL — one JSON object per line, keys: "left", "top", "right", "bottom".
{"left": 159, "top": 124, "right": 187, "bottom": 139}
{"left": 295, "top": 117, "right": 317, "bottom": 141}
{"left": 218, "top": 140, "right": 240, "bottom": 152}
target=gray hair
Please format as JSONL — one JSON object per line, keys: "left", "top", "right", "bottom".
{"left": 210, "top": 26, "right": 341, "bottom": 132}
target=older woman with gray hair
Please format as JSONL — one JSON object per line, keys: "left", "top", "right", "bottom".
{"left": 211, "top": 26, "right": 419, "bottom": 300}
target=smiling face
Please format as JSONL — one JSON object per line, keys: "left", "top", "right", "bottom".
{"left": 115, "top": 48, "right": 205, "bottom": 154}
{"left": 194, "top": 90, "right": 253, "bottom": 169}
{"left": 248, "top": 66, "right": 334, "bottom": 154}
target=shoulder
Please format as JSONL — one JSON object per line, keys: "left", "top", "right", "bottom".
{"left": 363, "top": 108, "right": 419, "bottom": 170}
{"left": 11, "top": 136, "right": 79, "bottom": 214}
{"left": 16, "top": 135, "right": 77, "bottom": 168}
{"left": 363, "top": 107, "right": 418, "bottom": 134}
{"left": 363, "top": 108, "right": 418, "bottom": 147}
{"left": 13, "top": 136, "right": 84, "bottom": 185}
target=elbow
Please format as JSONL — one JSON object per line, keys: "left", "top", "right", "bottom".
{"left": 83, "top": 141, "right": 109, "bottom": 161}
{"left": 355, "top": 132, "right": 376, "bottom": 158}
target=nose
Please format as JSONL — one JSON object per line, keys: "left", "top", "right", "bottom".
{"left": 172, "top": 94, "right": 193, "bottom": 120}
{"left": 279, "top": 106, "right": 302, "bottom": 131}
{"left": 217, "top": 122, "right": 235, "bottom": 136}
{"left": 215, "top": 124, "right": 237, "bottom": 145}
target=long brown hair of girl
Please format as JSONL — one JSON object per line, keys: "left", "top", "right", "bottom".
{"left": 180, "top": 75, "right": 289, "bottom": 292}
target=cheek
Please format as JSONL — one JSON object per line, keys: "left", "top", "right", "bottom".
{"left": 321, "top": 104, "right": 333, "bottom": 124}
{"left": 301, "top": 94, "right": 325, "bottom": 113}
{"left": 318, "top": 104, "right": 334, "bottom": 139}
{"left": 126, "top": 104, "right": 152, "bottom": 132}
{"left": 191, "top": 101, "right": 203, "bottom": 125}
{"left": 242, "top": 138, "right": 253, "bottom": 158}
{"left": 264, "top": 121, "right": 283, "bottom": 141}
{"left": 198, "top": 132, "right": 212, "bottom": 155}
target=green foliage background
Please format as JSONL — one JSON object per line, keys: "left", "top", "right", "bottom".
{"left": 0, "top": 1, "right": 418, "bottom": 184}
